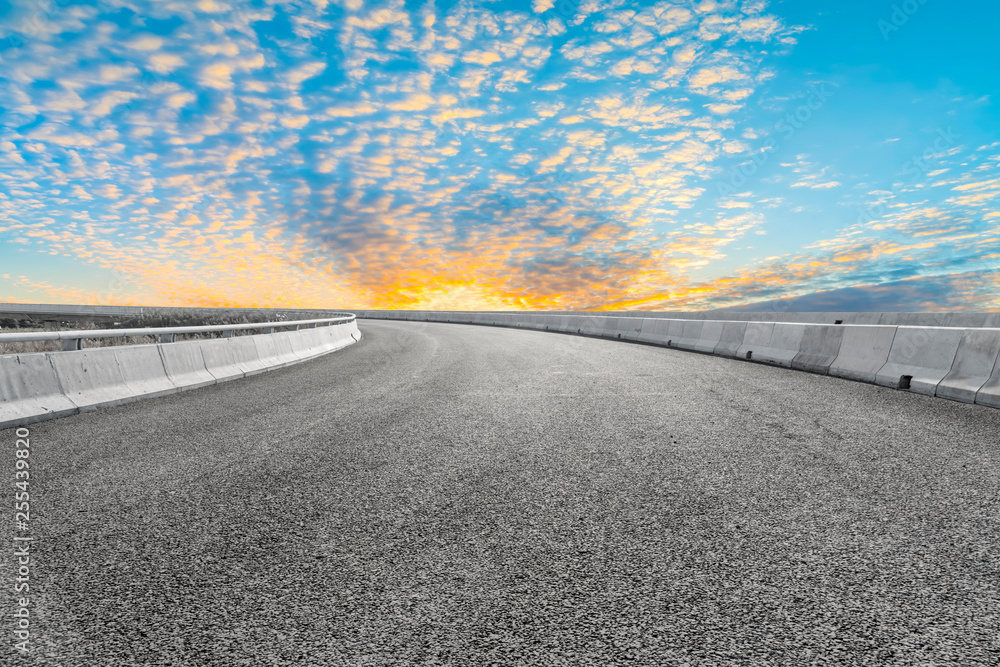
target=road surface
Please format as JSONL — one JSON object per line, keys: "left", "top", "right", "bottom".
{"left": 4, "top": 320, "right": 999, "bottom": 665}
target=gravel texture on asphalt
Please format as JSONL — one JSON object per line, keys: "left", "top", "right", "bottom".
{"left": 3, "top": 320, "right": 1000, "bottom": 666}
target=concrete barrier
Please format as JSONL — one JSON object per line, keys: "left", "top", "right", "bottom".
{"left": 741, "top": 323, "right": 807, "bottom": 367}
{"left": 199, "top": 338, "right": 248, "bottom": 383}
{"left": 828, "top": 326, "right": 897, "bottom": 384}
{"left": 712, "top": 321, "right": 748, "bottom": 358}
{"left": 354, "top": 311, "right": 1000, "bottom": 410}
{"left": 48, "top": 348, "right": 138, "bottom": 411}
{"left": 283, "top": 328, "right": 315, "bottom": 358}
{"left": 634, "top": 318, "right": 658, "bottom": 344}
{"left": 935, "top": 329, "right": 1000, "bottom": 404}
{"left": 296, "top": 328, "right": 332, "bottom": 358}
{"left": 693, "top": 321, "right": 724, "bottom": 354}
{"left": 879, "top": 312, "right": 992, "bottom": 328}
{"left": 325, "top": 324, "right": 358, "bottom": 352}
{"left": 736, "top": 322, "right": 773, "bottom": 362}
{"left": 602, "top": 317, "right": 631, "bottom": 340}
{"left": 273, "top": 331, "right": 308, "bottom": 362}
{"left": 638, "top": 318, "right": 670, "bottom": 346}
{"left": 791, "top": 325, "right": 845, "bottom": 375}
{"left": 875, "top": 327, "right": 965, "bottom": 395}
{"left": 976, "top": 353, "right": 1000, "bottom": 408}
{"left": 252, "top": 334, "right": 287, "bottom": 368}
{"left": 113, "top": 345, "right": 179, "bottom": 399}
{"left": 0, "top": 354, "right": 78, "bottom": 427}
{"left": 602, "top": 317, "right": 621, "bottom": 339}
{"left": 674, "top": 320, "right": 705, "bottom": 351}
{"left": 580, "top": 316, "right": 607, "bottom": 337}
{"left": 622, "top": 317, "right": 645, "bottom": 341}
{"left": 159, "top": 342, "right": 217, "bottom": 390}
{"left": 598, "top": 317, "right": 618, "bottom": 338}
{"left": 228, "top": 336, "right": 269, "bottom": 375}
{"left": 0, "top": 322, "right": 360, "bottom": 429}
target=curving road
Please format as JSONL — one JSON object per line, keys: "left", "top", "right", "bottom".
{"left": 4, "top": 320, "right": 1000, "bottom": 666}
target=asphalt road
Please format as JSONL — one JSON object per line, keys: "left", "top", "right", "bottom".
{"left": 3, "top": 320, "right": 1000, "bottom": 666}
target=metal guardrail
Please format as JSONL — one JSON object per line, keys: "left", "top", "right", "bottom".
{"left": 0, "top": 302, "right": 355, "bottom": 322}
{"left": 0, "top": 314, "right": 356, "bottom": 351}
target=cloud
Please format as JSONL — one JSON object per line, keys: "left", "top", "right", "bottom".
{"left": 165, "top": 92, "right": 197, "bottom": 109}
{"left": 791, "top": 180, "right": 841, "bottom": 189}
{"left": 706, "top": 102, "right": 743, "bottom": 114}
{"left": 126, "top": 34, "right": 165, "bottom": 51}
{"left": 284, "top": 62, "right": 327, "bottom": 88}
{"left": 8, "top": 0, "right": 987, "bottom": 313}
{"left": 462, "top": 50, "right": 503, "bottom": 66}
{"left": 326, "top": 103, "right": 378, "bottom": 117}
{"left": 148, "top": 53, "right": 186, "bottom": 73}
{"left": 200, "top": 63, "right": 235, "bottom": 89}
{"left": 387, "top": 94, "right": 436, "bottom": 111}
{"left": 735, "top": 16, "right": 782, "bottom": 41}
{"left": 688, "top": 65, "right": 746, "bottom": 92}
{"left": 433, "top": 108, "right": 486, "bottom": 124}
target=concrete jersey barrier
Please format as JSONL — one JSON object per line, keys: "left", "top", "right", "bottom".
{"left": 48, "top": 348, "right": 137, "bottom": 412}
{"left": 0, "top": 355, "right": 78, "bottom": 426}
{"left": 0, "top": 320, "right": 361, "bottom": 430}
{"left": 113, "top": 345, "right": 180, "bottom": 399}
{"left": 354, "top": 309, "right": 1000, "bottom": 328}
{"left": 874, "top": 327, "right": 965, "bottom": 395}
{"left": 791, "top": 325, "right": 846, "bottom": 375}
{"left": 737, "top": 323, "right": 806, "bottom": 367}
{"left": 199, "top": 338, "right": 248, "bottom": 383}
{"left": 712, "top": 321, "right": 748, "bottom": 358}
{"left": 975, "top": 355, "right": 1000, "bottom": 409}
{"left": 353, "top": 311, "right": 1000, "bottom": 411}
{"left": 827, "top": 326, "right": 897, "bottom": 384}
{"left": 691, "top": 321, "right": 724, "bottom": 354}
{"left": 935, "top": 329, "right": 1000, "bottom": 404}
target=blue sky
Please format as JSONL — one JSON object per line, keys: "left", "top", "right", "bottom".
{"left": 0, "top": 0, "right": 997, "bottom": 311}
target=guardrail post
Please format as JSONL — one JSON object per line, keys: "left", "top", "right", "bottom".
{"left": 160, "top": 334, "right": 175, "bottom": 343}
{"left": 222, "top": 330, "right": 235, "bottom": 338}
{"left": 61, "top": 339, "right": 82, "bottom": 351}
{"left": 261, "top": 327, "right": 274, "bottom": 334}
{"left": 291, "top": 324, "right": 300, "bottom": 331}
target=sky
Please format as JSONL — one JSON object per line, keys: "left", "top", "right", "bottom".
{"left": 0, "top": 0, "right": 997, "bottom": 312}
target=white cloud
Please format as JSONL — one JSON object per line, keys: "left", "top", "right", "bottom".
{"left": 199, "top": 62, "right": 235, "bottom": 90}
{"left": 166, "top": 92, "right": 197, "bottom": 109}
{"left": 148, "top": 53, "right": 185, "bottom": 73}
{"left": 284, "top": 62, "right": 327, "bottom": 88}
{"left": 126, "top": 34, "right": 164, "bottom": 51}
{"left": 462, "top": 51, "right": 502, "bottom": 66}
